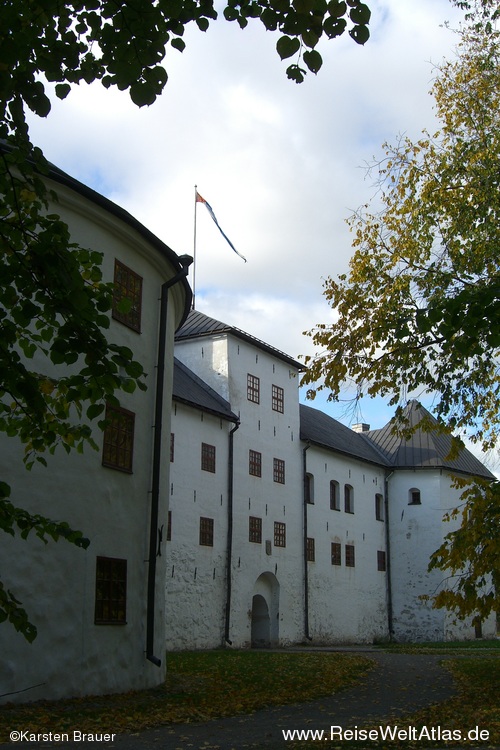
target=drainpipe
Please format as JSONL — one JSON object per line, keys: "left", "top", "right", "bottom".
{"left": 303, "top": 442, "right": 312, "bottom": 642}
{"left": 146, "top": 254, "right": 193, "bottom": 667}
{"left": 224, "top": 419, "right": 240, "bottom": 645}
{"left": 384, "top": 471, "right": 394, "bottom": 641}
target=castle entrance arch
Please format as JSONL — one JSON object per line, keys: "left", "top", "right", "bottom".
{"left": 251, "top": 572, "right": 279, "bottom": 648}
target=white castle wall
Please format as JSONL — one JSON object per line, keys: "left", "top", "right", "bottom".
{"left": 0, "top": 178, "right": 187, "bottom": 703}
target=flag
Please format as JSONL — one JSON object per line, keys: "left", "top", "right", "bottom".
{"left": 196, "top": 191, "right": 247, "bottom": 262}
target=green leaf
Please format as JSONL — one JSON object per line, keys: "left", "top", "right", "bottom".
{"left": 276, "top": 35, "right": 301, "bottom": 60}
{"left": 286, "top": 63, "right": 306, "bottom": 83}
{"left": 303, "top": 49, "right": 323, "bottom": 73}
{"left": 55, "top": 83, "right": 72, "bottom": 100}
{"left": 349, "top": 2, "right": 370, "bottom": 24}
{"left": 349, "top": 23, "right": 369, "bottom": 44}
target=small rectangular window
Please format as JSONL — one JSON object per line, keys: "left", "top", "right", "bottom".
{"left": 375, "top": 493, "right": 384, "bottom": 521}
{"left": 274, "top": 521, "right": 286, "bottom": 548}
{"left": 201, "top": 443, "right": 216, "bottom": 473}
{"left": 112, "top": 259, "right": 143, "bottom": 332}
{"left": 330, "top": 481, "right": 340, "bottom": 511}
{"left": 345, "top": 544, "right": 355, "bottom": 567}
{"left": 249, "top": 516, "right": 262, "bottom": 544}
{"left": 377, "top": 550, "right": 386, "bottom": 571}
{"left": 247, "top": 373, "right": 260, "bottom": 404}
{"left": 95, "top": 556, "right": 127, "bottom": 625}
{"left": 102, "top": 405, "right": 135, "bottom": 473}
{"left": 199, "top": 517, "right": 214, "bottom": 546}
{"left": 409, "top": 489, "right": 421, "bottom": 505}
{"left": 331, "top": 542, "right": 341, "bottom": 566}
{"left": 167, "top": 510, "right": 172, "bottom": 541}
{"left": 170, "top": 433, "right": 175, "bottom": 463}
{"left": 344, "top": 484, "right": 354, "bottom": 513}
{"left": 249, "top": 449, "right": 262, "bottom": 477}
{"left": 306, "top": 537, "right": 315, "bottom": 562}
{"left": 272, "top": 384, "right": 284, "bottom": 413}
{"left": 273, "top": 458, "right": 285, "bottom": 484}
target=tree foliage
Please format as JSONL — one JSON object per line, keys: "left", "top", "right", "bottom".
{"left": 302, "top": 11, "right": 500, "bottom": 623}
{"left": 303, "top": 15, "right": 500, "bottom": 452}
{"left": 425, "top": 477, "right": 500, "bottom": 623}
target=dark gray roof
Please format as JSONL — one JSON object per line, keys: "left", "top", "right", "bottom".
{"left": 300, "top": 404, "right": 388, "bottom": 467}
{"left": 176, "top": 310, "right": 303, "bottom": 370}
{"left": 173, "top": 358, "right": 238, "bottom": 423}
{"left": 364, "top": 401, "right": 495, "bottom": 479}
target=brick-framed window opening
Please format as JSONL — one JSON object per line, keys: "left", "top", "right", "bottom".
{"left": 306, "top": 537, "right": 315, "bottom": 562}
{"left": 274, "top": 521, "right": 286, "bottom": 547}
{"left": 201, "top": 442, "right": 216, "bottom": 473}
{"left": 247, "top": 373, "right": 260, "bottom": 404}
{"left": 102, "top": 405, "right": 135, "bottom": 473}
{"left": 273, "top": 458, "right": 285, "bottom": 484}
{"left": 249, "top": 516, "right": 262, "bottom": 543}
{"left": 112, "top": 259, "right": 143, "bottom": 332}
{"left": 345, "top": 544, "right": 355, "bottom": 567}
{"left": 331, "top": 542, "right": 341, "bottom": 566}
{"left": 94, "top": 556, "right": 127, "bottom": 625}
{"left": 272, "top": 384, "right": 284, "bottom": 413}
{"left": 199, "top": 517, "right": 214, "bottom": 546}
{"left": 249, "top": 449, "right": 262, "bottom": 477}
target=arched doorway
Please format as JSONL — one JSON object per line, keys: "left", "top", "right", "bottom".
{"left": 251, "top": 595, "right": 270, "bottom": 648}
{"left": 251, "top": 572, "right": 280, "bottom": 648}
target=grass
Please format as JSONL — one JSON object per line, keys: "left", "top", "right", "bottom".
{"left": 0, "top": 650, "right": 372, "bottom": 741}
{"left": 1, "top": 648, "right": 498, "bottom": 747}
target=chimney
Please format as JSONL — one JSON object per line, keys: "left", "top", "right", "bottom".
{"left": 352, "top": 423, "right": 370, "bottom": 433}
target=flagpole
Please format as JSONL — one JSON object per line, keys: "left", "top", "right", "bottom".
{"left": 192, "top": 184, "right": 197, "bottom": 310}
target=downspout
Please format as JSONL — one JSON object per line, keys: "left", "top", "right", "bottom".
{"left": 303, "top": 441, "right": 312, "bottom": 642}
{"left": 224, "top": 419, "right": 240, "bottom": 645}
{"left": 146, "top": 254, "right": 192, "bottom": 667}
{"left": 384, "top": 471, "right": 394, "bottom": 641}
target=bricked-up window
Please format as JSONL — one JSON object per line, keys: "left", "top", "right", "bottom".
{"left": 95, "top": 556, "right": 127, "bottom": 625}
{"left": 274, "top": 521, "right": 286, "bottom": 547}
{"left": 199, "top": 517, "right": 214, "bottom": 546}
{"left": 112, "top": 260, "right": 143, "bottom": 332}
{"left": 331, "top": 542, "right": 341, "bottom": 566}
{"left": 201, "top": 443, "right": 216, "bottom": 473}
{"left": 249, "top": 516, "right": 262, "bottom": 543}
{"left": 345, "top": 544, "right": 355, "bottom": 567}
{"left": 306, "top": 537, "right": 315, "bottom": 562}
{"left": 272, "top": 384, "right": 284, "bottom": 413}
{"left": 167, "top": 511, "right": 172, "bottom": 541}
{"left": 330, "top": 481, "right": 340, "bottom": 510}
{"left": 377, "top": 550, "right": 386, "bottom": 571}
{"left": 273, "top": 458, "right": 285, "bottom": 484}
{"left": 344, "top": 484, "right": 354, "bottom": 513}
{"left": 247, "top": 373, "right": 260, "bottom": 404}
{"left": 102, "top": 405, "right": 135, "bottom": 473}
{"left": 375, "top": 493, "right": 384, "bottom": 520}
{"left": 249, "top": 449, "right": 262, "bottom": 477}
{"left": 170, "top": 433, "right": 175, "bottom": 463}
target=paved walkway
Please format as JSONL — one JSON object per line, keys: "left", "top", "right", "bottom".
{"left": 5, "top": 649, "right": 463, "bottom": 749}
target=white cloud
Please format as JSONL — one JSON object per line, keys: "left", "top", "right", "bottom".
{"left": 26, "top": 0, "right": 493, "bottom": 466}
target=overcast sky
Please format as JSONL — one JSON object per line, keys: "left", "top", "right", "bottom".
{"left": 26, "top": 0, "right": 497, "bottom": 470}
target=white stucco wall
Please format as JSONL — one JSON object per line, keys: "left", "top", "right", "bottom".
{"left": 0, "top": 178, "right": 188, "bottom": 703}
{"left": 166, "top": 403, "right": 232, "bottom": 650}
{"left": 304, "top": 448, "right": 389, "bottom": 643}
{"left": 388, "top": 470, "right": 496, "bottom": 641}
